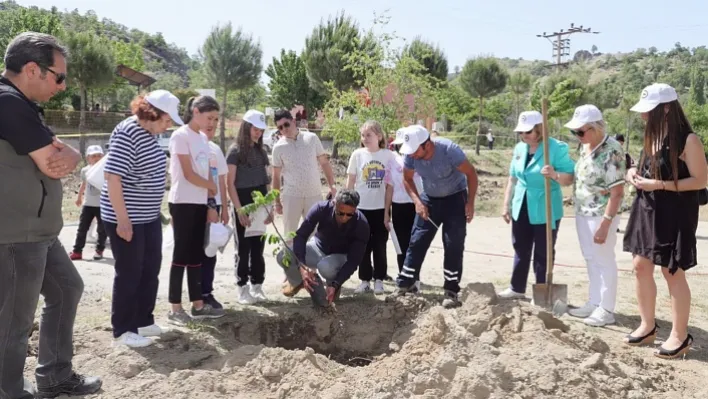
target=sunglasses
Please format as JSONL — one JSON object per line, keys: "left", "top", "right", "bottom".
{"left": 518, "top": 130, "right": 534, "bottom": 135}
{"left": 276, "top": 121, "right": 291, "bottom": 131}
{"left": 570, "top": 129, "right": 587, "bottom": 138}
{"left": 335, "top": 211, "right": 355, "bottom": 218}
{"left": 44, "top": 67, "right": 66, "bottom": 85}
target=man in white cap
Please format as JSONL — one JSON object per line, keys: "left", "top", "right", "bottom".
{"left": 391, "top": 125, "right": 478, "bottom": 308}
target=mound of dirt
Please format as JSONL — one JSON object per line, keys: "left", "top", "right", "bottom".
{"left": 54, "top": 284, "right": 683, "bottom": 399}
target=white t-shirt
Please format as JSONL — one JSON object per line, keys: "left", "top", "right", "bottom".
{"left": 168, "top": 126, "right": 211, "bottom": 204}
{"left": 208, "top": 141, "right": 228, "bottom": 206}
{"left": 385, "top": 153, "right": 425, "bottom": 204}
{"left": 347, "top": 148, "right": 395, "bottom": 210}
{"left": 271, "top": 131, "right": 326, "bottom": 197}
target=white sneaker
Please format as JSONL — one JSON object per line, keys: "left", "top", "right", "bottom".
{"left": 250, "top": 284, "right": 268, "bottom": 302}
{"left": 584, "top": 307, "right": 615, "bottom": 327}
{"left": 113, "top": 332, "right": 153, "bottom": 348}
{"left": 354, "top": 281, "right": 372, "bottom": 294}
{"left": 137, "top": 324, "right": 163, "bottom": 337}
{"left": 373, "top": 280, "right": 385, "bottom": 294}
{"left": 497, "top": 288, "right": 525, "bottom": 299}
{"left": 238, "top": 285, "right": 257, "bottom": 305}
{"left": 568, "top": 302, "right": 597, "bottom": 318}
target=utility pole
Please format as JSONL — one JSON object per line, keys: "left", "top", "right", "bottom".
{"left": 537, "top": 23, "right": 600, "bottom": 72}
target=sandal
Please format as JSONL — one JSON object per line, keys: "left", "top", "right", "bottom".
{"left": 654, "top": 334, "right": 693, "bottom": 360}
{"left": 624, "top": 324, "right": 658, "bottom": 346}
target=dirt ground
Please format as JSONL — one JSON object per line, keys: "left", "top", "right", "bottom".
{"left": 26, "top": 210, "right": 708, "bottom": 399}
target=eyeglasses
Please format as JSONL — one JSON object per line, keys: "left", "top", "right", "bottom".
{"left": 571, "top": 128, "right": 590, "bottom": 138}
{"left": 276, "top": 121, "right": 291, "bottom": 131}
{"left": 335, "top": 211, "right": 355, "bottom": 218}
{"left": 44, "top": 67, "right": 66, "bottom": 85}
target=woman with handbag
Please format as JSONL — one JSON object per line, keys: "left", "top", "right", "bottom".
{"left": 622, "top": 83, "right": 707, "bottom": 359}
{"left": 166, "top": 96, "right": 225, "bottom": 325}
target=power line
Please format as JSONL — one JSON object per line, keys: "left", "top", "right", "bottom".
{"left": 536, "top": 23, "right": 600, "bottom": 71}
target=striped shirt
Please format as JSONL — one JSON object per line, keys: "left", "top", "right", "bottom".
{"left": 100, "top": 117, "right": 167, "bottom": 224}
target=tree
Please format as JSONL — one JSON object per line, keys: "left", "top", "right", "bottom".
{"left": 63, "top": 31, "right": 116, "bottom": 155}
{"left": 689, "top": 65, "right": 706, "bottom": 105}
{"left": 0, "top": 6, "right": 63, "bottom": 69}
{"left": 236, "top": 84, "right": 266, "bottom": 111}
{"left": 202, "top": 22, "right": 263, "bottom": 152}
{"left": 508, "top": 71, "right": 532, "bottom": 122}
{"left": 402, "top": 37, "right": 449, "bottom": 82}
{"left": 459, "top": 57, "right": 508, "bottom": 154}
{"left": 591, "top": 45, "right": 599, "bottom": 55}
{"left": 265, "top": 49, "right": 311, "bottom": 110}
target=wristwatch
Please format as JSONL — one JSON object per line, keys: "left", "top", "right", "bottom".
{"left": 207, "top": 198, "right": 217, "bottom": 209}
{"left": 602, "top": 214, "right": 613, "bottom": 221}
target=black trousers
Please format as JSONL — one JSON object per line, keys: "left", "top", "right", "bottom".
{"left": 168, "top": 203, "right": 207, "bottom": 304}
{"left": 72, "top": 205, "right": 107, "bottom": 253}
{"left": 104, "top": 218, "right": 162, "bottom": 338}
{"left": 235, "top": 186, "right": 266, "bottom": 286}
{"left": 358, "top": 208, "right": 389, "bottom": 281}
{"left": 391, "top": 202, "right": 416, "bottom": 274}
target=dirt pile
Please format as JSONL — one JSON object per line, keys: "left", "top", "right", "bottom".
{"left": 47, "top": 283, "right": 683, "bottom": 399}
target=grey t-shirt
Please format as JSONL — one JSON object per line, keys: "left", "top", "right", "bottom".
{"left": 81, "top": 165, "right": 101, "bottom": 207}
{"left": 404, "top": 138, "right": 467, "bottom": 198}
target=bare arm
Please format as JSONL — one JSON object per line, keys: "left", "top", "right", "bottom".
{"left": 604, "top": 184, "right": 624, "bottom": 217}
{"left": 318, "top": 154, "right": 336, "bottom": 189}
{"left": 403, "top": 168, "right": 422, "bottom": 205}
{"left": 28, "top": 144, "right": 64, "bottom": 179}
{"left": 661, "top": 134, "right": 708, "bottom": 192}
{"left": 77, "top": 180, "right": 86, "bottom": 200}
{"left": 346, "top": 174, "right": 356, "bottom": 190}
{"left": 176, "top": 154, "right": 214, "bottom": 190}
{"left": 553, "top": 172, "right": 574, "bottom": 186}
{"left": 106, "top": 173, "right": 129, "bottom": 222}
{"left": 457, "top": 159, "right": 479, "bottom": 204}
{"left": 227, "top": 164, "right": 241, "bottom": 209}
{"left": 219, "top": 174, "right": 228, "bottom": 208}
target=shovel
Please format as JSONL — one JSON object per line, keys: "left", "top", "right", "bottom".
{"left": 531, "top": 99, "right": 568, "bottom": 315}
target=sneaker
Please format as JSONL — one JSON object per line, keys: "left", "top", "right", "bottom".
{"left": 36, "top": 373, "right": 102, "bottom": 398}
{"left": 282, "top": 281, "right": 303, "bottom": 297}
{"left": 568, "top": 302, "right": 598, "bottom": 318}
{"left": 137, "top": 324, "right": 163, "bottom": 337}
{"left": 112, "top": 331, "right": 153, "bottom": 348}
{"left": 203, "top": 294, "right": 223, "bottom": 309}
{"left": 238, "top": 285, "right": 257, "bottom": 305}
{"left": 497, "top": 288, "right": 525, "bottom": 299}
{"left": 93, "top": 250, "right": 104, "bottom": 260}
{"left": 392, "top": 283, "right": 419, "bottom": 296}
{"left": 384, "top": 274, "right": 394, "bottom": 282}
{"left": 584, "top": 307, "right": 616, "bottom": 327}
{"left": 68, "top": 251, "right": 82, "bottom": 261}
{"left": 191, "top": 303, "right": 226, "bottom": 319}
{"left": 354, "top": 281, "right": 372, "bottom": 294}
{"left": 167, "top": 309, "right": 192, "bottom": 326}
{"left": 373, "top": 280, "right": 385, "bottom": 294}
{"left": 442, "top": 290, "right": 462, "bottom": 309}
{"left": 250, "top": 284, "right": 268, "bottom": 302}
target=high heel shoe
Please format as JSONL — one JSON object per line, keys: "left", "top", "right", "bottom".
{"left": 654, "top": 334, "right": 693, "bottom": 360}
{"left": 624, "top": 324, "right": 658, "bottom": 346}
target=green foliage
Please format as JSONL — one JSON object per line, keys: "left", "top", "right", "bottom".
{"left": 402, "top": 37, "right": 449, "bottom": 82}
{"left": 459, "top": 57, "right": 509, "bottom": 100}
{"left": 265, "top": 49, "right": 313, "bottom": 111}
{"left": 302, "top": 11, "right": 378, "bottom": 96}
{"left": 0, "top": 5, "right": 64, "bottom": 69}
{"left": 689, "top": 65, "right": 706, "bottom": 106}
{"left": 236, "top": 84, "right": 266, "bottom": 111}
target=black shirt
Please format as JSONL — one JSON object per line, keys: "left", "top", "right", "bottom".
{"left": 226, "top": 145, "right": 271, "bottom": 189}
{"left": 0, "top": 77, "right": 54, "bottom": 155}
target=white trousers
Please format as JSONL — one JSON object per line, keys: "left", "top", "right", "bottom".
{"left": 575, "top": 215, "right": 620, "bottom": 312}
{"left": 281, "top": 194, "right": 323, "bottom": 238}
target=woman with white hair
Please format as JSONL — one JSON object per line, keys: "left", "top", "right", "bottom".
{"left": 564, "top": 105, "right": 626, "bottom": 327}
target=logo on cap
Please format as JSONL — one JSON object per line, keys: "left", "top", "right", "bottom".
{"left": 404, "top": 134, "right": 410, "bottom": 142}
{"left": 260, "top": 115, "right": 265, "bottom": 122}
{"left": 521, "top": 115, "right": 526, "bottom": 122}
{"left": 574, "top": 110, "right": 580, "bottom": 117}
{"left": 641, "top": 90, "right": 649, "bottom": 99}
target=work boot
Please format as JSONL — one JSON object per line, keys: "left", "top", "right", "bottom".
{"left": 35, "top": 373, "right": 102, "bottom": 398}
{"left": 282, "top": 280, "right": 303, "bottom": 297}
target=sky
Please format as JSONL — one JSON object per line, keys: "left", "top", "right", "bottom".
{"left": 14, "top": 0, "right": 708, "bottom": 84}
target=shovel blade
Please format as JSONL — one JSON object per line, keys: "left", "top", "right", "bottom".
{"left": 531, "top": 283, "right": 568, "bottom": 309}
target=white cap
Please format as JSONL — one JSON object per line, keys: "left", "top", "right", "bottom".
{"left": 86, "top": 145, "right": 103, "bottom": 156}
{"left": 564, "top": 104, "right": 603, "bottom": 130}
{"left": 243, "top": 109, "right": 267, "bottom": 129}
{"left": 397, "top": 125, "right": 430, "bottom": 155}
{"left": 392, "top": 128, "right": 406, "bottom": 145}
{"left": 630, "top": 83, "right": 678, "bottom": 113}
{"left": 204, "top": 223, "right": 233, "bottom": 257}
{"left": 145, "top": 90, "right": 183, "bottom": 125}
{"left": 513, "top": 111, "right": 543, "bottom": 132}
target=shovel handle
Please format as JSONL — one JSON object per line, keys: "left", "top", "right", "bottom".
{"left": 541, "top": 99, "right": 554, "bottom": 287}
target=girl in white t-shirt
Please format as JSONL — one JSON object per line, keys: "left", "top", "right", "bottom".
{"left": 346, "top": 120, "right": 395, "bottom": 295}
{"left": 167, "top": 96, "right": 224, "bottom": 324}
{"left": 385, "top": 128, "right": 425, "bottom": 291}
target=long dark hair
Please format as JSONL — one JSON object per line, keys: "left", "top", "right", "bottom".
{"left": 182, "top": 95, "right": 220, "bottom": 124}
{"left": 638, "top": 100, "right": 693, "bottom": 187}
{"left": 234, "top": 120, "right": 266, "bottom": 165}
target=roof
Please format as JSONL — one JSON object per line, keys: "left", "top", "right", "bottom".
{"left": 115, "top": 64, "right": 156, "bottom": 88}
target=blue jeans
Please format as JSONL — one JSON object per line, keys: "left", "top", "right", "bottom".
{"left": 0, "top": 238, "right": 84, "bottom": 399}
{"left": 397, "top": 191, "right": 468, "bottom": 293}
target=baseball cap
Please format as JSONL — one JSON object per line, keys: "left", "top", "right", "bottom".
{"left": 564, "top": 104, "right": 603, "bottom": 130}
{"left": 630, "top": 83, "right": 678, "bottom": 113}
{"left": 145, "top": 90, "right": 184, "bottom": 125}
{"left": 86, "top": 145, "right": 103, "bottom": 156}
{"left": 243, "top": 109, "right": 267, "bottom": 130}
{"left": 513, "top": 111, "right": 542, "bottom": 132}
{"left": 392, "top": 128, "right": 406, "bottom": 145}
{"left": 397, "top": 125, "right": 430, "bottom": 155}
{"left": 204, "top": 222, "right": 233, "bottom": 257}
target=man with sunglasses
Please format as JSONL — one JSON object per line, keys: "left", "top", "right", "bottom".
{"left": 0, "top": 33, "right": 102, "bottom": 399}
{"left": 271, "top": 109, "right": 337, "bottom": 241}
{"left": 276, "top": 189, "right": 370, "bottom": 307}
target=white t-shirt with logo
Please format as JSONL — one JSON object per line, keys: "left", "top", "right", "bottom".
{"left": 347, "top": 148, "right": 395, "bottom": 210}
{"left": 208, "top": 141, "right": 228, "bottom": 206}
{"left": 168, "top": 126, "right": 211, "bottom": 204}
